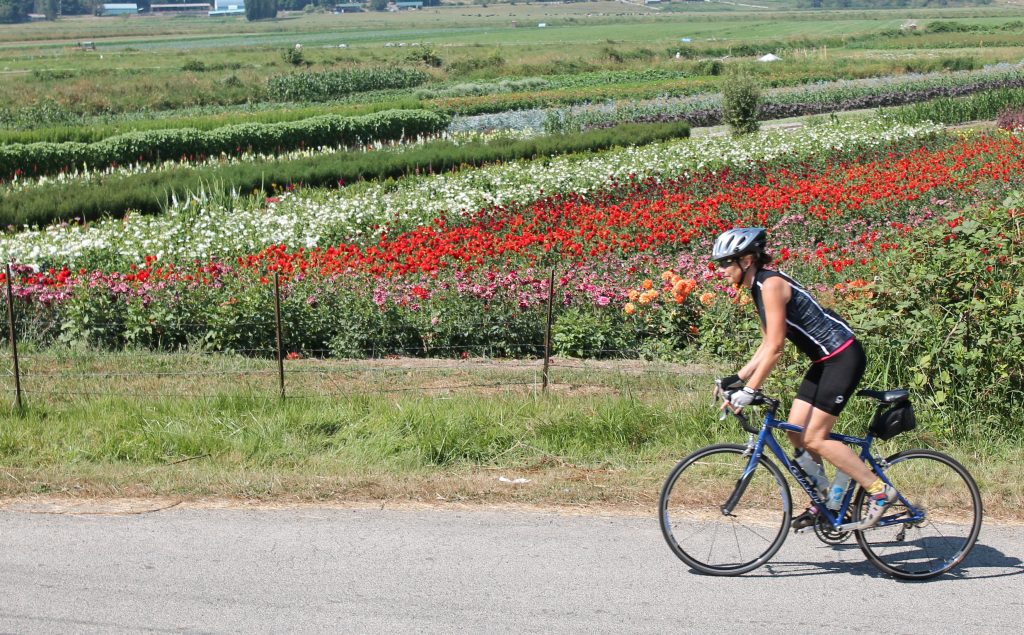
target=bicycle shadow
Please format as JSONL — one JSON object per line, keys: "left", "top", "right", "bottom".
{"left": 736, "top": 540, "right": 1024, "bottom": 581}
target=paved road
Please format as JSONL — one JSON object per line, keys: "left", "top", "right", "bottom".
{"left": 1, "top": 505, "right": 1021, "bottom": 634}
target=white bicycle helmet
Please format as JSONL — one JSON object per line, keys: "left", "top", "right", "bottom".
{"left": 711, "top": 228, "right": 767, "bottom": 262}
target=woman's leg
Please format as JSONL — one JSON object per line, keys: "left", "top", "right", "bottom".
{"left": 802, "top": 406, "right": 877, "bottom": 488}
{"left": 786, "top": 398, "right": 814, "bottom": 454}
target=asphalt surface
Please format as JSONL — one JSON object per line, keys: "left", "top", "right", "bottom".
{"left": 1, "top": 505, "right": 1021, "bottom": 634}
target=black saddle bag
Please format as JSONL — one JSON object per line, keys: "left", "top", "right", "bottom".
{"left": 869, "top": 400, "right": 917, "bottom": 440}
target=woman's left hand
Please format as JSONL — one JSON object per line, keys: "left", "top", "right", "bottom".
{"left": 726, "top": 386, "right": 759, "bottom": 410}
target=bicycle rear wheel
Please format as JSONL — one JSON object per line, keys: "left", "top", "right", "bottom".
{"left": 854, "top": 449, "right": 982, "bottom": 580}
{"left": 659, "top": 443, "right": 792, "bottom": 576}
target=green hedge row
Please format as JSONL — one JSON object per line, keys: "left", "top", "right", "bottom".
{"left": 0, "top": 110, "right": 451, "bottom": 181}
{"left": 266, "top": 68, "right": 430, "bottom": 102}
{"left": 0, "top": 121, "right": 691, "bottom": 229}
{"left": 882, "top": 87, "right": 1024, "bottom": 125}
{"left": 0, "top": 98, "right": 426, "bottom": 145}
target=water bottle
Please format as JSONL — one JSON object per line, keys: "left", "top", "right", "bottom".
{"left": 794, "top": 449, "right": 828, "bottom": 498}
{"left": 827, "top": 471, "right": 852, "bottom": 511}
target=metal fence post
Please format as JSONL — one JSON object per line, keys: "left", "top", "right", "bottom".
{"left": 542, "top": 268, "right": 555, "bottom": 393}
{"left": 273, "top": 271, "right": 285, "bottom": 400}
{"left": 5, "top": 264, "right": 23, "bottom": 411}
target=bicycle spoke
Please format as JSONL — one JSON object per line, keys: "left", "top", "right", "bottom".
{"left": 856, "top": 450, "right": 982, "bottom": 579}
{"left": 659, "top": 444, "right": 791, "bottom": 576}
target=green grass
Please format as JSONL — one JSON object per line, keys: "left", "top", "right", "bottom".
{"left": 0, "top": 350, "right": 1019, "bottom": 515}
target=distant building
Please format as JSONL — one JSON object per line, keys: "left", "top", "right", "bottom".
{"left": 209, "top": 0, "right": 245, "bottom": 16}
{"left": 394, "top": 1, "right": 423, "bottom": 8}
{"left": 150, "top": 2, "right": 213, "bottom": 14}
{"left": 98, "top": 3, "right": 141, "bottom": 16}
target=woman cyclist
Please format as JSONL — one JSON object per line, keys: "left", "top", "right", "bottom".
{"left": 710, "top": 227, "right": 897, "bottom": 530}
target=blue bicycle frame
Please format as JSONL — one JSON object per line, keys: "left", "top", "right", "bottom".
{"left": 725, "top": 403, "right": 922, "bottom": 532}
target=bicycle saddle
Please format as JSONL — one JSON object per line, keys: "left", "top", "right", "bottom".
{"left": 856, "top": 388, "right": 909, "bottom": 403}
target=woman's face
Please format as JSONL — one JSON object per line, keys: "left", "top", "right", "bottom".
{"left": 718, "top": 257, "right": 743, "bottom": 285}
{"left": 719, "top": 254, "right": 754, "bottom": 286}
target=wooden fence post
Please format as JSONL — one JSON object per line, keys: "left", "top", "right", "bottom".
{"left": 273, "top": 271, "right": 285, "bottom": 400}
{"left": 5, "top": 264, "right": 23, "bottom": 411}
{"left": 542, "top": 268, "right": 555, "bottom": 393}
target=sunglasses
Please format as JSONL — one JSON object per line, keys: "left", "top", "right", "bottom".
{"left": 718, "top": 258, "right": 739, "bottom": 269}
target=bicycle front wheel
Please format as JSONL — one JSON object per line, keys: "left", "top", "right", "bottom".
{"left": 659, "top": 443, "right": 792, "bottom": 576}
{"left": 854, "top": 449, "right": 983, "bottom": 580}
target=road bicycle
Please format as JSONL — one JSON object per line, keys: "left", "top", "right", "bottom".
{"left": 658, "top": 388, "right": 982, "bottom": 580}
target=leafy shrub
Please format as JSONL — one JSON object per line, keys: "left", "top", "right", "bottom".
{"left": 182, "top": 60, "right": 207, "bottom": 72}
{"left": 32, "top": 69, "right": 79, "bottom": 81}
{"left": 446, "top": 53, "right": 506, "bottom": 78}
{"left": 842, "top": 202, "right": 1023, "bottom": 436}
{"left": 997, "top": 108, "right": 1024, "bottom": 130}
{"left": 722, "top": 74, "right": 761, "bottom": 136}
{"left": 552, "top": 307, "right": 631, "bottom": 359}
{"left": 927, "top": 21, "right": 983, "bottom": 34}
{"left": 282, "top": 45, "right": 305, "bottom": 66}
{"left": 266, "top": 68, "right": 429, "bottom": 101}
{"left": 409, "top": 47, "right": 444, "bottom": 69}
{"left": 940, "top": 56, "right": 978, "bottom": 72}
{"left": 693, "top": 60, "right": 724, "bottom": 77}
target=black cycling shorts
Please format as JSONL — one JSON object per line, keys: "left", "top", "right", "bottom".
{"left": 795, "top": 339, "right": 867, "bottom": 416}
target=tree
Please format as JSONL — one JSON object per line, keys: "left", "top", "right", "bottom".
{"left": 41, "top": 0, "right": 59, "bottom": 19}
{"left": 246, "top": 0, "right": 278, "bottom": 21}
{"left": 0, "top": 0, "right": 34, "bottom": 23}
{"left": 369, "top": 0, "right": 388, "bottom": 10}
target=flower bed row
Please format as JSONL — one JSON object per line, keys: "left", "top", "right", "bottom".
{"left": 0, "top": 119, "right": 941, "bottom": 270}
{"left": 0, "top": 120, "right": 690, "bottom": 230}
{"left": 6, "top": 131, "right": 1020, "bottom": 317}
{"left": 544, "top": 66, "right": 1024, "bottom": 133}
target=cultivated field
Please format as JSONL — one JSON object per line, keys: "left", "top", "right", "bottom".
{"left": 1, "top": 2, "right": 1022, "bottom": 514}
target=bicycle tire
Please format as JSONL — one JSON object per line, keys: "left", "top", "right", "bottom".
{"left": 659, "top": 443, "right": 792, "bottom": 576}
{"left": 854, "top": 449, "right": 983, "bottom": 580}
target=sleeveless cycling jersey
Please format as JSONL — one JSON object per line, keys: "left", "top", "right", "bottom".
{"left": 749, "top": 269, "right": 855, "bottom": 363}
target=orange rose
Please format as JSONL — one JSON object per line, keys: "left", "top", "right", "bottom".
{"left": 624, "top": 303, "right": 637, "bottom": 315}
{"left": 628, "top": 289, "right": 640, "bottom": 302}
{"left": 642, "top": 279, "right": 654, "bottom": 290}
{"left": 699, "top": 292, "right": 716, "bottom": 306}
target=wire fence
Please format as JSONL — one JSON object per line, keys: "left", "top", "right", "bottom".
{"left": 2, "top": 266, "right": 704, "bottom": 407}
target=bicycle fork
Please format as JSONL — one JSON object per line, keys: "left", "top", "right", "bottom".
{"left": 720, "top": 437, "right": 760, "bottom": 517}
